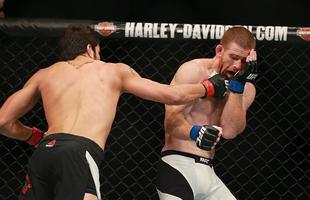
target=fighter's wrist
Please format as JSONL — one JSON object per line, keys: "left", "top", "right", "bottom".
{"left": 228, "top": 79, "right": 244, "bottom": 94}
{"left": 190, "top": 125, "right": 202, "bottom": 140}
{"left": 26, "top": 127, "right": 43, "bottom": 145}
{"left": 201, "top": 80, "right": 214, "bottom": 98}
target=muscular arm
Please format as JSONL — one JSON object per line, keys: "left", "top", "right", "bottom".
{"left": 163, "top": 61, "right": 204, "bottom": 140}
{"left": 220, "top": 82, "right": 256, "bottom": 139}
{"left": 221, "top": 49, "right": 258, "bottom": 139}
{"left": 0, "top": 71, "right": 42, "bottom": 140}
{"left": 120, "top": 63, "right": 206, "bottom": 105}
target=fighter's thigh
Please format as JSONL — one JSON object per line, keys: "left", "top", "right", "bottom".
{"left": 84, "top": 193, "right": 98, "bottom": 200}
{"left": 156, "top": 158, "right": 194, "bottom": 200}
{"left": 207, "top": 176, "right": 236, "bottom": 200}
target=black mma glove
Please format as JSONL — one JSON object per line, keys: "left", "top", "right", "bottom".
{"left": 190, "top": 125, "right": 220, "bottom": 151}
{"left": 202, "top": 73, "right": 227, "bottom": 98}
{"left": 227, "top": 60, "right": 258, "bottom": 94}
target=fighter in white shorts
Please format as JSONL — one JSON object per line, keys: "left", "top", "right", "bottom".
{"left": 156, "top": 26, "right": 258, "bottom": 200}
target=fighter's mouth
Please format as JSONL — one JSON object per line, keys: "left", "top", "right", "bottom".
{"left": 224, "top": 71, "right": 237, "bottom": 79}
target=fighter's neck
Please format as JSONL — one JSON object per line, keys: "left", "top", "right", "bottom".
{"left": 67, "top": 54, "right": 95, "bottom": 69}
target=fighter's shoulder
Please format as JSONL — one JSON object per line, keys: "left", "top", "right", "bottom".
{"left": 44, "top": 61, "right": 65, "bottom": 71}
{"left": 174, "top": 58, "right": 209, "bottom": 77}
{"left": 94, "top": 61, "right": 128, "bottom": 69}
{"left": 95, "top": 62, "right": 137, "bottom": 78}
{"left": 33, "top": 61, "right": 70, "bottom": 78}
{"left": 23, "top": 66, "right": 49, "bottom": 87}
{"left": 178, "top": 58, "right": 210, "bottom": 71}
{"left": 110, "top": 62, "right": 131, "bottom": 69}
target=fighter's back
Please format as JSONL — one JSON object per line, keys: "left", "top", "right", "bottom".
{"left": 39, "top": 60, "right": 122, "bottom": 149}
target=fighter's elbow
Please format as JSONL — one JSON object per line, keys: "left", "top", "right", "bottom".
{"left": 222, "top": 128, "right": 245, "bottom": 139}
{"left": 0, "top": 115, "right": 9, "bottom": 132}
{"left": 222, "top": 133, "right": 238, "bottom": 140}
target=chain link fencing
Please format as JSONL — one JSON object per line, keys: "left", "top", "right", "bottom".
{"left": 0, "top": 30, "right": 309, "bottom": 200}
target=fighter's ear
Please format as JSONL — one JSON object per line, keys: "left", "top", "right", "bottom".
{"left": 215, "top": 44, "right": 223, "bottom": 57}
{"left": 86, "top": 44, "right": 95, "bottom": 59}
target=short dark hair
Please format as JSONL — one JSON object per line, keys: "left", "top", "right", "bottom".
{"left": 58, "top": 24, "right": 100, "bottom": 60}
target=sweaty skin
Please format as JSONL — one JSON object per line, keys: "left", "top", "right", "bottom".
{"left": 162, "top": 42, "right": 256, "bottom": 158}
{"left": 0, "top": 46, "right": 207, "bottom": 150}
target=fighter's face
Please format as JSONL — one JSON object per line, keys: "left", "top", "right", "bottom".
{"left": 217, "top": 42, "right": 251, "bottom": 78}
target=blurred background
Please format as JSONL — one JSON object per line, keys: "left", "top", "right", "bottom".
{"left": 1, "top": 0, "right": 310, "bottom": 26}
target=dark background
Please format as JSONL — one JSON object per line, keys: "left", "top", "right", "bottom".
{"left": 1, "top": 1, "right": 310, "bottom": 200}
{"left": 3, "top": 0, "right": 310, "bottom": 26}
{"left": 0, "top": 28, "right": 309, "bottom": 200}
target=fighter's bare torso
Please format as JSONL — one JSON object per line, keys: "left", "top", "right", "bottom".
{"left": 39, "top": 58, "right": 123, "bottom": 150}
{"left": 163, "top": 58, "right": 225, "bottom": 158}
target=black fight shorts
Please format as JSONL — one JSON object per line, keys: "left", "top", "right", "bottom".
{"left": 19, "top": 133, "right": 104, "bottom": 200}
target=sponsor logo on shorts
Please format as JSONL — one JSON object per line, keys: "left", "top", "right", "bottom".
{"left": 45, "top": 139, "right": 56, "bottom": 147}
{"left": 199, "top": 157, "right": 210, "bottom": 164}
{"left": 21, "top": 175, "right": 32, "bottom": 195}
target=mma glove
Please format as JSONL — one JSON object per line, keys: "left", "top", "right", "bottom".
{"left": 190, "top": 125, "right": 220, "bottom": 151}
{"left": 202, "top": 73, "right": 227, "bottom": 98}
{"left": 227, "top": 60, "right": 258, "bottom": 94}
{"left": 26, "top": 127, "right": 44, "bottom": 146}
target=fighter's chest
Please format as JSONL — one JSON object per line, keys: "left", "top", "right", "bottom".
{"left": 190, "top": 98, "right": 226, "bottom": 116}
